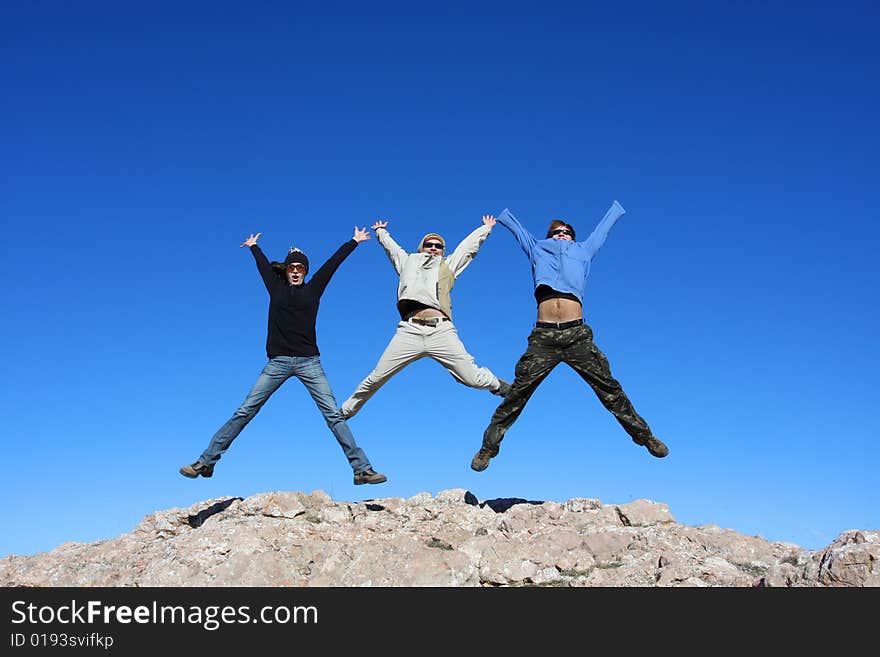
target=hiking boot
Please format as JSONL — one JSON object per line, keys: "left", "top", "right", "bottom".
{"left": 493, "top": 380, "right": 511, "bottom": 397}
{"left": 470, "top": 446, "right": 497, "bottom": 472}
{"left": 354, "top": 468, "right": 387, "bottom": 485}
{"left": 179, "top": 461, "right": 214, "bottom": 478}
{"left": 643, "top": 437, "right": 669, "bottom": 458}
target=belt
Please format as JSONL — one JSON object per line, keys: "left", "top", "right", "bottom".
{"left": 408, "top": 316, "right": 449, "bottom": 327}
{"left": 535, "top": 318, "right": 583, "bottom": 330}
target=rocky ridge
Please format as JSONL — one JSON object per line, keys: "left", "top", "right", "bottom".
{"left": 2, "top": 489, "right": 877, "bottom": 587}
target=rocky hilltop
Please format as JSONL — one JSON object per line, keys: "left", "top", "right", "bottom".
{"left": 2, "top": 489, "right": 877, "bottom": 587}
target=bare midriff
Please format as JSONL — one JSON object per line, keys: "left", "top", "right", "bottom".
{"left": 409, "top": 308, "right": 445, "bottom": 320}
{"left": 537, "top": 297, "right": 583, "bottom": 323}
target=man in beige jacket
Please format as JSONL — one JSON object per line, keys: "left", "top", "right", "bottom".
{"left": 340, "top": 214, "right": 509, "bottom": 419}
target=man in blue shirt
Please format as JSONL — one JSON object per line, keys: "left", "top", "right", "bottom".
{"left": 470, "top": 202, "right": 669, "bottom": 472}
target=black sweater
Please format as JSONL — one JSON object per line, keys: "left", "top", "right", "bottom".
{"left": 250, "top": 240, "right": 357, "bottom": 358}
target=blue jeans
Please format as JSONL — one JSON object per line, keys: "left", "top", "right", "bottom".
{"left": 199, "top": 356, "right": 372, "bottom": 474}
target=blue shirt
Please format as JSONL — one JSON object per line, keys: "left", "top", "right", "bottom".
{"left": 496, "top": 200, "right": 626, "bottom": 305}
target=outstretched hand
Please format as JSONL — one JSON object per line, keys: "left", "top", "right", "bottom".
{"left": 482, "top": 214, "right": 496, "bottom": 227}
{"left": 241, "top": 232, "right": 261, "bottom": 247}
{"left": 353, "top": 226, "right": 372, "bottom": 243}
{"left": 371, "top": 219, "right": 389, "bottom": 231}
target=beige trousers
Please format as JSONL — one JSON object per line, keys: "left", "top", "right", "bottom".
{"left": 341, "top": 319, "right": 502, "bottom": 418}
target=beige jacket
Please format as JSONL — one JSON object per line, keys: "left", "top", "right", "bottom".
{"left": 375, "top": 224, "right": 493, "bottom": 320}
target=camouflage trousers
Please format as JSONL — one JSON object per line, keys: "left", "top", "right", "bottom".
{"left": 481, "top": 321, "right": 653, "bottom": 454}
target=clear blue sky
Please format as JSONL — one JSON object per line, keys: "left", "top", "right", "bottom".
{"left": 2, "top": 1, "right": 877, "bottom": 557}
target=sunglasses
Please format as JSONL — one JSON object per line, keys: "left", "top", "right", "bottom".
{"left": 286, "top": 263, "right": 307, "bottom": 272}
{"left": 551, "top": 228, "right": 573, "bottom": 237}
{"left": 422, "top": 241, "right": 444, "bottom": 250}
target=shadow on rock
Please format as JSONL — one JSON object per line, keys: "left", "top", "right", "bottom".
{"left": 188, "top": 497, "right": 244, "bottom": 528}
{"left": 464, "top": 491, "right": 544, "bottom": 513}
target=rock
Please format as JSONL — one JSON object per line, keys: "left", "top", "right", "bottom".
{"left": 0, "top": 490, "right": 876, "bottom": 587}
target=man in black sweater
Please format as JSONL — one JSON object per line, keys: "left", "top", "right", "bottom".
{"left": 180, "top": 227, "right": 387, "bottom": 485}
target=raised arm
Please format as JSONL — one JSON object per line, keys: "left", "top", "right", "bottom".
{"left": 495, "top": 208, "right": 537, "bottom": 259}
{"left": 372, "top": 220, "right": 407, "bottom": 274}
{"left": 240, "top": 232, "right": 276, "bottom": 292}
{"left": 308, "top": 235, "right": 360, "bottom": 295}
{"left": 444, "top": 214, "right": 495, "bottom": 276}
{"left": 581, "top": 200, "right": 626, "bottom": 261}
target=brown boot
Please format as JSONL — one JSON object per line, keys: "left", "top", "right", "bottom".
{"left": 470, "top": 447, "right": 497, "bottom": 472}
{"left": 179, "top": 461, "right": 214, "bottom": 478}
{"left": 643, "top": 437, "right": 669, "bottom": 458}
{"left": 354, "top": 468, "right": 387, "bottom": 485}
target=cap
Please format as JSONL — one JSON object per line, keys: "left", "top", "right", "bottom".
{"left": 283, "top": 247, "right": 309, "bottom": 270}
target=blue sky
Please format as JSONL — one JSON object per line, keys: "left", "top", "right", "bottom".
{"left": 1, "top": 1, "right": 877, "bottom": 557}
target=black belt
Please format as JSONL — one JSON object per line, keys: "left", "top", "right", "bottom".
{"left": 408, "top": 316, "right": 449, "bottom": 326}
{"left": 535, "top": 319, "right": 583, "bottom": 330}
